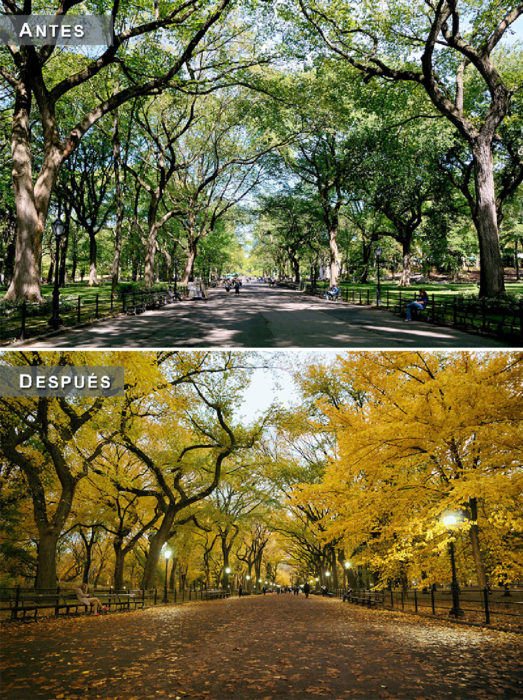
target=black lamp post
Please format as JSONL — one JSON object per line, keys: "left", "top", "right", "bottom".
{"left": 173, "top": 258, "right": 179, "bottom": 299}
{"left": 163, "top": 548, "right": 172, "bottom": 603}
{"left": 442, "top": 514, "right": 464, "bottom": 617}
{"left": 376, "top": 246, "right": 382, "bottom": 306}
{"left": 49, "top": 215, "right": 65, "bottom": 329}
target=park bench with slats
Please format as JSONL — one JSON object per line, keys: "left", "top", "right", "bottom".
{"left": 1, "top": 587, "right": 145, "bottom": 621}
{"left": 200, "top": 589, "right": 230, "bottom": 600}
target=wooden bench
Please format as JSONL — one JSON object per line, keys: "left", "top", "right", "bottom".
{"left": 345, "top": 592, "right": 382, "bottom": 607}
{"left": 4, "top": 588, "right": 145, "bottom": 621}
{"left": 200, "top": 590, "right": 230, "bottom": 600}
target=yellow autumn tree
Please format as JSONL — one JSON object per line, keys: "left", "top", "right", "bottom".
{"left": 292, "top": 352, "right": 522, "bottom": 588}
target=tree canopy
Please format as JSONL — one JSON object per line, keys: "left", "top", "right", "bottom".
{"left": 0, "top": 0, "right": 521, "bottom": 300}
{"left": 1, "top": 350, "right": 521, "bottom": 592}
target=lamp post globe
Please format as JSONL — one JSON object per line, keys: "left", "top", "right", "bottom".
{"left": 49, "top": 216, "right": 65, "bottom": 329}
{"left": 442, "top": 513, "right": 464, "bottom": 617}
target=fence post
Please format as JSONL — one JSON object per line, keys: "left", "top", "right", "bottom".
{"left": 431, "top": 294, "right": 435, "bottom": 323}
{"left": 390, "top": 589, "right": 393, "bottom": 609}
{"left": 55, "top": 586, "right": 61, "bottom": 616}
{"left": 414, "top": 589, "right": 418, "bottom": 613}
{"left": 359, "top": 290, "right": 362, "bottom": 305}
{"left": 401, "top": 590, "right": 404, "bottom": 611}
{"left": 386, "top": 290, "right": 390, "bottom": 309}
{"left": 453, "top": 296, "right": 457, "bottom": 326}
{"left": 431, "top": 586, "right": 435, "bottom": 615}
{"left": 95, "top": 294, "right": 99, "bottom": 318}
{"left": 174, "top": 588, "right": 177, "bottom": 603}
{"left": 110, "top": 294, "right": 114, "bottom": 312}
{"left": 483, "top": 588, "right": 490, "bottom": 625}
{"left": 154, "top": 588, "right": 157, "bottom": 606}
{"left": 481, "top": 297, "right": 486, "bottom": 332}
{"left": 366, "top": 289, "right": 370, "bottom": 305}
{"left": 519, "top": 299, "right": 523, "bottom": 340}
{"left": 399, "top": 291, "right": 402, "bottom": 315}
{"left": 189, "top": 588, "right": 192, "bottom": 601}
{"left": 122, "top": 292, "right": 127, "bottom": 314}
{"left": 141, "top": 589, "right": 145, "bottom": 608}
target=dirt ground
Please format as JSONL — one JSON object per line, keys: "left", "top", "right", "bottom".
{"left": 1, "top": 594, "right": 521, "bottom": 699}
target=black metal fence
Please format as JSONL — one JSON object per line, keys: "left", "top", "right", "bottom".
{"left": 336, "top": 586, "right": 522, "bottom": 631}
{"left": 303, "top": 284, "right": 522, "bottom": 341}
{"left": 0, "top": 287, "right": 187, "bottom": 345}
{"left": 0, "top": 584, "right": 231, "bottom": 622}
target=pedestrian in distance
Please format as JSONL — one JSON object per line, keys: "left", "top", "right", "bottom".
{"left": 303, "top": 582, "right": 311, "bottom": 599}
{"left": 262, "top": 586, "right": 267, "bottom": 595}
{"left": 234, "top": 280, "right": 240, "bottom": 295}
{"left": 224, "top": 281, "right": 231, "bottom": 294}
{"left": 405, "top": 289, "right": 429, "bottom": 321}
{"left": 238, "top": 584, "right": 243, "bottom": 597}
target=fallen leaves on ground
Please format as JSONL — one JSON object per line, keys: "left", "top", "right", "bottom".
{"left": 1, "top": 596, "right": 521, "bottom": 699}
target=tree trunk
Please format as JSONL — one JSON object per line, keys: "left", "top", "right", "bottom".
{"left": 113, "top": 541, "right": 126, "bottom": 590}
{"left": 169, "top": 557, "right": 177, "bottom": 591}
{"left": 472, "top": 139, "right": 505, "bottom": 297}
{"left": 6, "top": 85, "right": 61, "bottom": 302}
{"left": 88, "top": 230, "right": 98, "bottom": 286}
{"left": 329, "top": 226, "right": 340, "bottom": 285}
{"left": 468, "top": 497, "right": 487, "bottom": 588}
{"left": 144, "top": 224, "right": 159, "bottom": 288}
{"left": 5, "top": 96, "right": 44, "bottom": 302}
{"left": 35, "top": 531, "right": 60, "bottom": 589}
{"left": 59, "top": 230, "right": 69, "bottom": 287}
{"left": 46, "top": 251, "right": 55, "bottom": 285}
{"left": 182, "top": 237, "right": 198, "bottom": 284}
{"left": 399, "top": 239, "right": 412, "bottom": 287}
{"left": 290, "top": 253, "right": 300, "bottom": 283}
{"left": 111, "top": 111, "right": 124, "bottom": 297}
{"left": 141, "top": 508, "right": 176, "bottom": 589}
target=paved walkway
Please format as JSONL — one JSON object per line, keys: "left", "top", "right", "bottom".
{"left": 15, "top": 284, "right": 508, "bottom": 348}
{"left": 1, "top": 595, "right": 520, "bottom": 698}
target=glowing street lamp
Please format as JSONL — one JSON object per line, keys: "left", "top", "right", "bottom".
{"left": 441, "top": 513, "right": 464, "bottom": 617}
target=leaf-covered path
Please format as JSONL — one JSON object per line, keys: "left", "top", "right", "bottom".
{"left": 1, "top": 594, "right": 520, "bottom": 699}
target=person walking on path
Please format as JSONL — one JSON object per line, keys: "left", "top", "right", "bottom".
{"left": 238, "top": 584, "right": 243, "bottom": 597}
{"left": 405, "top": 289, "right": 429, "bottom": 321}
{"left": 224, "top": 281, "right": 231, "bottom": 294}
{"left": 303, "top": 582, "right": 311, "bottom": 599}
{"left": 234, "top": 280, "right": 240, "bottom": 295}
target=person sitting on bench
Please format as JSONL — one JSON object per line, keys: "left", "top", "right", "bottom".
{"left": 75, "top": 583, "right": 103, "bottom": 615}
{"left": 325, "top": 285, "right": 339, "bottom": 300}
{"left": 405, "top": 289, "right": 429, "bottom": 321}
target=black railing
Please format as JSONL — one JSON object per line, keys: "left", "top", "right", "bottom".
{"left": 0, "top": 287, "right": 187, "bottom": 345}
{"left": 303, "top": 284, "right": 522, "bottom": 341}
{"left": 337, "top": 586, "right": 522, "bottom": 630}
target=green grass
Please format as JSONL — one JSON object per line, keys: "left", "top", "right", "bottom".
{"left": 314, "top": 280, "right": 523, "bottom": 300}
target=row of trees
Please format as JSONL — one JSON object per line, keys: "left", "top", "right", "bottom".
{"left": 285, "top": 352, "right": 522, "bottom": 590}
{"left": 0, "top": 351, "right": 279, "bottom": 589}
{"left": 0, "top": 0, "right": 521, "bottom": 301}
{"left": 3, "top": 351, "right": 519, "bottom": 592}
